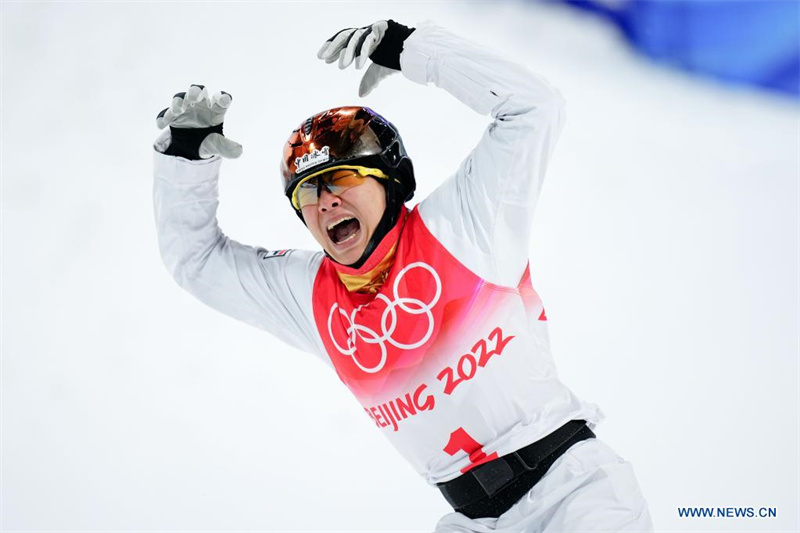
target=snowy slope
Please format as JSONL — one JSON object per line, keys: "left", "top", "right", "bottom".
{"left": 2, "top": 1, "right": 798, "bottom": 531}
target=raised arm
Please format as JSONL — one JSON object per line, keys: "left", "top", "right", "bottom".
{"left": 404, "top": 24, "right": 566, "bottom": 287}
{"left": 318, "top": 21, "right": 565, "bottom": 287}
{"left": 152, "top": 86, "right": 323, "bottom": 355}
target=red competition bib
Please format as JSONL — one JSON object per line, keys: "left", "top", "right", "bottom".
{"left": 314, "top": 207, "right": 541, "bottom": 399}
{"left": 310, "top": 208, "right": 585, "bottom": 482}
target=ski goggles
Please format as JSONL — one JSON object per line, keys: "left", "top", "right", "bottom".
{"left": 291, "top": 166, "right": 390, "bottom": 210}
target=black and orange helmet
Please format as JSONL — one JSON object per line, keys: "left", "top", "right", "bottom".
{"left": 281, "top": 106, "right": 415, "bottom": 211}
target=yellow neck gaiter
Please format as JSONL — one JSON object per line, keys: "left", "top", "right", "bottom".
{"left": 336, "top": 242, "right": 398, "bottom": 293}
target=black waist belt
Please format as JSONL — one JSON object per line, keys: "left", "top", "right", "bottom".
{"left": 437, "top": 420, "right": 595, "bottom": 519}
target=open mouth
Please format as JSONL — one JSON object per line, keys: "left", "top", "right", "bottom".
{"left": 326, "top": 216, "right": 361, "bottom": 246}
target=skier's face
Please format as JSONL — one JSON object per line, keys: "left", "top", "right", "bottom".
{"left": 301, "top": 177, "right": 386, "bottom": 265}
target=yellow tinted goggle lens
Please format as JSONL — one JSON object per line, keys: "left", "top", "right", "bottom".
{"left": 327, "top": 170, "right": 367, "bottom": 187}
{"left": 291, "top": 166, "right": 389, "bottom": 210}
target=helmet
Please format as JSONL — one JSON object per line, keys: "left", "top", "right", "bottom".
{"left": 281, "top": 106, "right": 415, "bottom": 211}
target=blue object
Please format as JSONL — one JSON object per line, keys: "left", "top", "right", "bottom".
{"left": 559, "top": 0, "right": 800, "bottom": 97}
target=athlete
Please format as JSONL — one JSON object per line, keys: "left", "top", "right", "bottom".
{"left": 153, "top": 20, "right": 654, "bottom": 532}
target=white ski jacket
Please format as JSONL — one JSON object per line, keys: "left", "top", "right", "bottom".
{"left": 154, "top": 23, "right": 603, "bottom": 485}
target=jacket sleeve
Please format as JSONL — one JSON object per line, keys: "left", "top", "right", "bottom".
{"left": 401, "top": 23, "right": 566, "bottom": 287}
{"left": 153, "top": 150, "right": 324, "bottom": 356}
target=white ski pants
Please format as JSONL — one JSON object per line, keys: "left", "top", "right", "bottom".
{"left": 435, "top": 439, "right": 654, "bottom": 533}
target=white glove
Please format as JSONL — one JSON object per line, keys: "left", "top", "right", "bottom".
{"left": 154, "top": 84, "right": 243, "bottom": 160}
{"left": 317, "top": 20, "right": 415, "bottom": 97}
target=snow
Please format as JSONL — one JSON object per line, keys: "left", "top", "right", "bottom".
{"left": 2, "top": 1, "right": 797, "bottom": 531}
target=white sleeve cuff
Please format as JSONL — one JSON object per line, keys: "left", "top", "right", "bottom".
{"left": 153, "top": 149, "right": 222, "bottom": 185}
{"left": 399, "top": 22, "right": 438, "bottom": 86}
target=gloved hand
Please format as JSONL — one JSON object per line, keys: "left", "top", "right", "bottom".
{"left": 154, "top": 84, "right": 243, "bottom": 160}
{"left": 317, "top": 20, "right": 415, "bottom": 97}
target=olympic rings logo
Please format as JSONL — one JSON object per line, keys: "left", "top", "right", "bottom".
{"left": 327, "top": 262, "right": 442, "bottom": 374}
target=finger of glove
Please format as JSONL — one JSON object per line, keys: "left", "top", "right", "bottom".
{"left": 200, "top": 133, "right": 243, "bottom": 159}
{"left": 339, "top": 27, "right": 367, "bottom": 69}
{"left": 156, "top": 92, "right": 186, "bottom": 128}
{"left": 156, "top": 107, "right": 177, "bottom": 129}
{"left": 169, "top": 92, "right": 185, "bottom": 116}
{"left": 317, "top": 28, "right": 346, "bottom": 59}
{"left": 186, "top": 84, "right": 210, "bottom": 108}
{"left": 210, "top": 91, "right": 233, "bottom": 123}
{"left": 326, "top": 49, "right": 343, "bottom": 65}
{"left": 355, "top": 30, "right": 377, "bottom": 69}
{"left": 359, "top": 21, "right": 387, "bottom": 68}
{"left": 318, "top": 27, "right": 354, "bottom": 60}
{"left": 358, "top": 63, "right": 396, "bottom": 97}
{"left": 370, "top": 20, "right": 388, "bottom": 45}
{"left": 318, "top": 28, "right": 356, "bottom": 61}
{"left": 211, "top": 91, "right": 232, "bottom": 111}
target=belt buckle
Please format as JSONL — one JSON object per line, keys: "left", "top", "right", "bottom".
{"left": 471, "top": 452, "right": 531, "bottom": 498}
